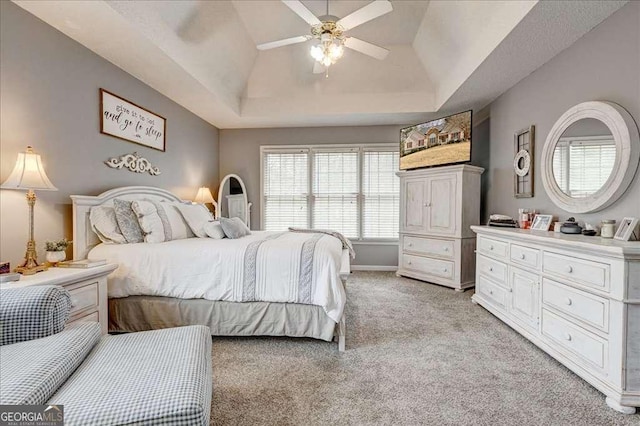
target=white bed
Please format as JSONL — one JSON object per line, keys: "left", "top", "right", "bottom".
{"left": 71, "top": 186, "right": 350, "bottom": 351}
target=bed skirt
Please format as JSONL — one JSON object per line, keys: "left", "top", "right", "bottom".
{"left": 108, "top": 296, "right": 337, "bottom": 342}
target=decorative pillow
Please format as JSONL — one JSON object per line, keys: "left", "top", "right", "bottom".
{"left": 113, "top": 199, "right": 144, "bottom": 243}
{"left": 203, "top": 221, "right": 225, "bottom": 239}
{"left": 89, "top": 206, "right": 126, "bottom": 244}
{"left": 219, "top": 217, "right": 251, "bottom": 239}
{"left": 131, "top": 200, "right": 169, "bottom": 243}
{"left": 175, "top": 203, "right": 214, "bottom": 238}
{"left": 159, "top": 201, "right": 195, "bottom": 240}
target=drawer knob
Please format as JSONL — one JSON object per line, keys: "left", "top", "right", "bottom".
{"left": 489, "top": 245, "right": 494, "bottom": 251}
{"left": 408, "top": 260, "right": 412, "bottom": 265}
{"left": 408, "top": 243, "right": 413, "bottom": 247}
{"left": 489, "top": 266, "right": 493, "bottom": 272}
{"left": 443, "top": 268, "right": 448, "bottom": 273}
{"left": 424, "top": 202, "right": 431, "bottom": 207}
{"left": 489, "top": 290, "right": 493, "bottom": 295}
{"left": 520, "top": 253, "right": 526, "bottom": 260}
{"left": 444, "top": 247, "right": 449, "bottom": 252}
{"left": 565, "top": 297, "right": 572, "bottom": 306}
{"left": 508, "top": 288, "right": 513, "bottom": 293}
{"left": 565, "top": 333, "right": 572, "bottom": 341}
{"left": 566, "top": 265, "right": 573, "bottom": 273}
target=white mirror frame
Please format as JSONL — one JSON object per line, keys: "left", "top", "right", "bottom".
{"left": 541, "top": 101, "right": 640, "bottom": 213}
{"left": 218, "top": 173, "right": 252, "bottom": 227}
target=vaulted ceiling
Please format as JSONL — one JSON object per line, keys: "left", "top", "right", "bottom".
{"left": 14, "top": 0, "right": 627, "bottom": 128}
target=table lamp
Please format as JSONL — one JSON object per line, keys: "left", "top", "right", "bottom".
{"left": 194, "top": 186, "right": 215, "bottom": 213}
{"left": 1, "top": 146, "right": 58, "bottom": 274}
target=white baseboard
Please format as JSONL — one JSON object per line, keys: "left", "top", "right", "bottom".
{"left": 351, "top": 265, "right": 398, "bottom": 272}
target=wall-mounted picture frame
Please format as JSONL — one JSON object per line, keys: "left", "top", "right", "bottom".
{"left": 531, "top": 214, "right": 553, "bottom": 231}
{"left": 614, "top": 217, "right": 639, "bottom": 241}
{"left": 514, "top": 125, "right": 535, "bottom": 198}
{"left": 100, "top": 88, "right": 166, "bottom": 152}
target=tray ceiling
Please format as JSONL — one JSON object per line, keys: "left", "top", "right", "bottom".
{"left": 13, "top": 0, "right": 627, "bottom": 128}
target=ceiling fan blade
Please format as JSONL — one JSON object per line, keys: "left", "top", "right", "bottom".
{"left": 281, "top": 0, "right": 321, "bottom": 26}
{"left": 344, "top": 37, "right": 389, "bottom": 60}
{"left": 337, "top": 0, "right": 393, "bottom": 31}
{"left": 312, "top": 62, "right": 326, "bottom": 74}
{"left": 257, "top": 35, "right": 311, "bottom": 50}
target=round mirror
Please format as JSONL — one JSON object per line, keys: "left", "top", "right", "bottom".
{"left": 541, "top": 101, "right": 639, "bottom": 213}
{"left": 552, "top": 118, "right": 615, "bottom": 199}
{"left": 218, "top": 174, "right": 251, "bottom": 226}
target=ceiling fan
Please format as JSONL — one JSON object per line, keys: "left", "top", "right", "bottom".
{"left": 257, "top": 0, "right": 393, "bottom": 77}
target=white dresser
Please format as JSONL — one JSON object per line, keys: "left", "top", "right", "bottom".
{"left": 471, "top": 226, "right": 640, "bottom": 414}
{"left": 396, "top": 165, "right": 484, "bottom": 291}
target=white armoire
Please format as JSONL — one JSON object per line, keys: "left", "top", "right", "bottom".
{"left": 396, "top": 164, "right": 484, "bottom": 291}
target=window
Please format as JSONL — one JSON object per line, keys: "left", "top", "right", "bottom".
{"left": 261, "top": 145, "right": 399, "bottom": 240}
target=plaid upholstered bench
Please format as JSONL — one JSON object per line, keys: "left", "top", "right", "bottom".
{"left": 0, "top": 286, "right": 212, "bottom": 425}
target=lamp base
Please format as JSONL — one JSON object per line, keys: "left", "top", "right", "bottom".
{"left": 14, "top": 238, "right": 48, "bottom": 275}
{"left": 14, "top": 264, "right": 47, "bottom": 275}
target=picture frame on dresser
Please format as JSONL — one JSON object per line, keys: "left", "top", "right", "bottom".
{"left": 614, "top": 217, "right": 638, "bottom": 241}
{"left": 530, "top": 214, "right": 553, "bottom": 231}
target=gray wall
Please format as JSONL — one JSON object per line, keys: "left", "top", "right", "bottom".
{"left": 485, "top": 1, "right": 640, "bottom": 224}
{"left": 219, "top": 125, "right": 403, "bottom": 268}
{"left": 219, "top": 119, "right": 491, "bottom": 268}
{"left": 0, "top": 2, "right": 219, "bottom": 267}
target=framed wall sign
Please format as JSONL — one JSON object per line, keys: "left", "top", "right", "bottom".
{"left": 100, "top": 88, "right": 166, "bottom": 151}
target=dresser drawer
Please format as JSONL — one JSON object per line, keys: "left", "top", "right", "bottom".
{"left": 68, "top": 281, "right": 99, "bottom": 315}
{"left": 403, "top": 236, "right": 454, "bottom": 259}
{"left": 543, "top": 252, "right": 609, "bottom": 292}
{"left": 542, "top": 309, "right": 607, "bottom": 370}
{"left": 477, "top": 255, "right": 507, "bottom": 286}
{"left": 510, "top": 244, "right": 540, "bottom": 270}
{"left": 477, "top": 236, "right": 508, "bottom": 259}
{"left": 477, "top": 275, "right": 509, "bottom": 310}
{"left": 542, "top": 279, "right": 609, "bottom": 332}
{"left": 402, "top": 254, "right": 454, "bottom": 279}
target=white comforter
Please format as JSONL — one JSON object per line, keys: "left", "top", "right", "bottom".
{"left": 89, "top": 231, "right": 346, "bottom": 322}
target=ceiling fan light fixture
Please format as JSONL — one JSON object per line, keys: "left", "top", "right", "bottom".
{"left": 310, "top": 44, "right": 324, "bottom": 61}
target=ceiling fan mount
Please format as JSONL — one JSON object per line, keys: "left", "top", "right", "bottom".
{"left": 257, "top": 0, "right": 393, "bottom": 76}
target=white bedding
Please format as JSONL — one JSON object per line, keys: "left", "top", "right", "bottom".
{"left": 89, "top": 231, "right": 346, "bottom": 322}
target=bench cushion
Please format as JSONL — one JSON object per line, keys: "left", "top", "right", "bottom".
{"left": 0, "top": 285, "right": 72, "bottom": 345}
{"left": 0, "top": 322, "right": 101, "bottom": 404}
{"left": 48, "top": 325, "right": 212, "bottom": 425}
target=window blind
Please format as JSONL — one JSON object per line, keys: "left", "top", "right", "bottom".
{"left": 313, "top": 151, "right": 359, "bottom": 238}
{"left": 263, "top": 151, "right": 309, "bottom": 230}
{"left": 363, "top": 150, "right": 399, "bottom": 238}
{"left": 262, "top": 145, "right": 399, "bottom": 240}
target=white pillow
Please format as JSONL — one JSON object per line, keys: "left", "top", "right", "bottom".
{"left": 203, "top": 221, "right": 225, "bottom": 239}
{"left": 175, "top": 204, "right": 214, "bottom": 238}
{"left": 89, "top": 206, "right": 126, "bottom": 244}
{"left": 131, "top": 200, "right": 167, "bottom": 243}
{"left": 159, "top": 201, "right": 195, "bottom": 240}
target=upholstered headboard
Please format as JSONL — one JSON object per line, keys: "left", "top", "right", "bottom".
{"left": 70, "top": 186, "right": 218, "bottom": 259}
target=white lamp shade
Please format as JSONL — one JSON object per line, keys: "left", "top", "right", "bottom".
{"left": 194, "top": 187, "right": 214, "bottom": 204}
{"left": 1, "top": 146, "right": 57, "bottom": 191}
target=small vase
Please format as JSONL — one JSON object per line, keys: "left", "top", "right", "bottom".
{"left": 46, "top": 251, "right": 66, "bottom": 265}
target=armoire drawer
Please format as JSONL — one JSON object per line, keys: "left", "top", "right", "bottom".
{"left": 477, "top": 275, "right": 509, "bottom": 310}
{"left": 542, "top": 309, "right": 607, "bottom": 371}
{"left": 402, "top": 254, "right": 454, "bottom": 280}
{"left": 510, "top": 244, "right": 540, "bottom": 270}
{"left": 477, "top": 236, "right": 508, "bottom": 260}
{"left": 542, "top": 279, "right": 609, "bottom": 332}
{"left": 543, "top": 252, "right": 609, "bottom": 292}
{"left": 403, "top": 236, "right": 455, "bottom": 259}
{"left": 477, "top": 255, "right": 507, "bottom": 286}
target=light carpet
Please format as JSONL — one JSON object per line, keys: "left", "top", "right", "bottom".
{"left": 211, "top": 272, "right": 637, "bottom": 425}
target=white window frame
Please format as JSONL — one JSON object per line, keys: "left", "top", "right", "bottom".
{"left": 260, "top": 144, "right": 399, "bottom": 243}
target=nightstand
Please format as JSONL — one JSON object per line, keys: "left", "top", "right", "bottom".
{"left": 0, "top": 264, "right": 117, "bottom": 334}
